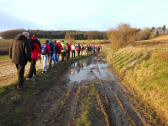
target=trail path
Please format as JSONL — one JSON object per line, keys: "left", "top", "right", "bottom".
{"left": 0, "top": 56, "right": 149, "bottom": 126}
{"left": 27, "top": 56, "right": 148, "bottom": 126}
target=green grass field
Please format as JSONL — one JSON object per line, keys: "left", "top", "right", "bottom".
{"left": 0, "top": 55, "right": 9, "bottom": 61}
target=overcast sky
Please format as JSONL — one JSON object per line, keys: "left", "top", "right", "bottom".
{"left": 0, "top": 0, "right": 167, "bottom": 31}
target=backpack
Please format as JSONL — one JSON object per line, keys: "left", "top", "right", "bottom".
{"left": 49, "top": 41, "right": 55, "bottom": 53}
{"left": 41, "top": 45, "right": 48, "bottom": 55}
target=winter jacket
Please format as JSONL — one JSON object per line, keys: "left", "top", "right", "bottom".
{"left": 71, "top": 45, "right": 75, "bottom": 51}
{"left": 9, "top": 34, "right": 31, "bottom": 65}
{"left": 57, "top": 42, "right": 63, "bottom": 54}
{"left": 49, "top": 41, "right": 55, "bottom": 53}
{"left": 31, "top": 39, "right": 41, "bottom": 61}
{"left": 41, "top": 44, "right": 50, "bottom": 55}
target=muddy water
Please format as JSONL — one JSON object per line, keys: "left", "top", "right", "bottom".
{"left": 66, "top": 56, "right": 146, "bottom": 126}
{"left": 68, "top": 56, "right": 115, "bottom": 84}
{"left": 15, "top": 56, "right": 146, "bottom": 126}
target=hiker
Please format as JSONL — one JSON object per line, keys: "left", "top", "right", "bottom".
{"left": 69, "top": 42, "right": 72, "bottom": 58}
{"left": 81, "top": 45, "right": 84, "bottom": 55}
{"left": 71, "top": 43, "right": 76, "bottom": 58}
{"left": 57, "top": 41, "right": 63, "bottom": 62}
{"left": 61, "top": 40, "right": 66, "bottom": 62}
{"left": 92, "top": 45, "right": 95, "bottom": 54}
{"left": 77, "top": 43, "right": 81, "bottom": 56}
{"left": 53, "top": 40, "right": 59, "bottom": 64}
{"left": 41, "top": 40, "right": 50, "bottom": 72}
{"left": 48, "top": 39, "right": 55, "bottom": 68}
{"left": 27, "top": 35, "right": 41, "bottom": 81}
{"left": 86, "top": 45, "right": 91, "bottom": 55}
{"left": 68, "top": 42, "right": 71, "bottom": 59}
{"left": 66, "top": 42, "right": 71, "bottom": 62}
{"left": 9, "top": 32, "right": 31, "bottom": 89}
{"left": 98, "top": 45, "right": 102, "bottom": 53}
{"left": 83, "top": 46, "right": 86, "bottom": 55}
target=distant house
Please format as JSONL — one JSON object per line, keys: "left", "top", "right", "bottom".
{"left": 0, "top": 36, "right": 2, "bottom": 39}
{"left": 153, "top": 27, "right": 168, "bottom": 35}
{"left": 165, "top": 29, "right": 168, "bottom": 34}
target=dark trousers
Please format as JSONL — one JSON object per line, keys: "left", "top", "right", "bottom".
{"left": 72, "top": 50, "right": 75, "bottom": 58}
{"left": 66, "top": 52, "right": 70, "bottom": 61}
{"left": 28, "top": 60, "right": 36, "bottom": 78}
{"left": 16, "top": 64, "right": 25, "bottom": 88}
{"left": 62, "top": 52, "right": 66, "bottom": 62}
{"left": 78, "top": 51, "right": 81, "bottom": 56}
{"left": 49, "top": 52, "right": 53, "bottom": 68}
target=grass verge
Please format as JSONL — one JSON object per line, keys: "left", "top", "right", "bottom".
{"left": 102, "top": 44, "right": 168, "bottom": 125}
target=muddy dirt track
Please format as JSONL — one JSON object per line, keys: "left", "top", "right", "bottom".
{"left": 0, "top": 56, "right": 148, "bottom": 126}
{"left": 23, "top": 56, "right": 148, "bottom": 126}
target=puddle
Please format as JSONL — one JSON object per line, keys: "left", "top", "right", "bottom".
{"left": 68, "top": 56, "right": 115, "bottom": 83}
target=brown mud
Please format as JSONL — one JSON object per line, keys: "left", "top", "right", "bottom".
{"left": 0, "top": 56, "right": 150, "bottom": 126}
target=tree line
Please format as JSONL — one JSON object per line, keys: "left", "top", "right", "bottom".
{"left": 0, "top": 29, "right": 107, "bottom": 40}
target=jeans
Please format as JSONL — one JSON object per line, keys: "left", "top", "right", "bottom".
{"left": 41, "top": 55, "right": 49, "bottom": 72}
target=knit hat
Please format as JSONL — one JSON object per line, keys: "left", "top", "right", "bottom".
{"left": 22, "top": 32, "right": 30, "bottom": 39}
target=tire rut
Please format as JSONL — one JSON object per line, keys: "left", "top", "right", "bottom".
{"left": 34, "top": 84, "right": 80, "bottom": 126}
{"left": 109, "top": 80, "right": 145, "bottom": 126}
{"left": 95, "top": 79, "right": 146, "bottom": 126}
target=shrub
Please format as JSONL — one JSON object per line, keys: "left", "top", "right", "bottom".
{"left": 136, "top": 28, "right": 152, "bottom": 40}
{"left": 108, "top": 23, "right": 138, "bottom": 50}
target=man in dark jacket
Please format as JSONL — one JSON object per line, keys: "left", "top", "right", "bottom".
{"left": 9, "top": 32, "right": 31, "bottom": 89}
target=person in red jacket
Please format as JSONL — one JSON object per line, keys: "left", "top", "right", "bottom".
{"left": 57, "top": 41, "right": 63, "bottom": 63}
{"left": 27, "top": 35, "right": 41, "bottom": 81}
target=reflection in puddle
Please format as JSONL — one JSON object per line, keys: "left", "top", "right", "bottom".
{"left": 68, "top": 57, "right": 114, "bottom": 83}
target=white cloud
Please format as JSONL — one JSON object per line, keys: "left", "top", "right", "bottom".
{"left": 0, "top": 0, "right": 168, "bottom": 30}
